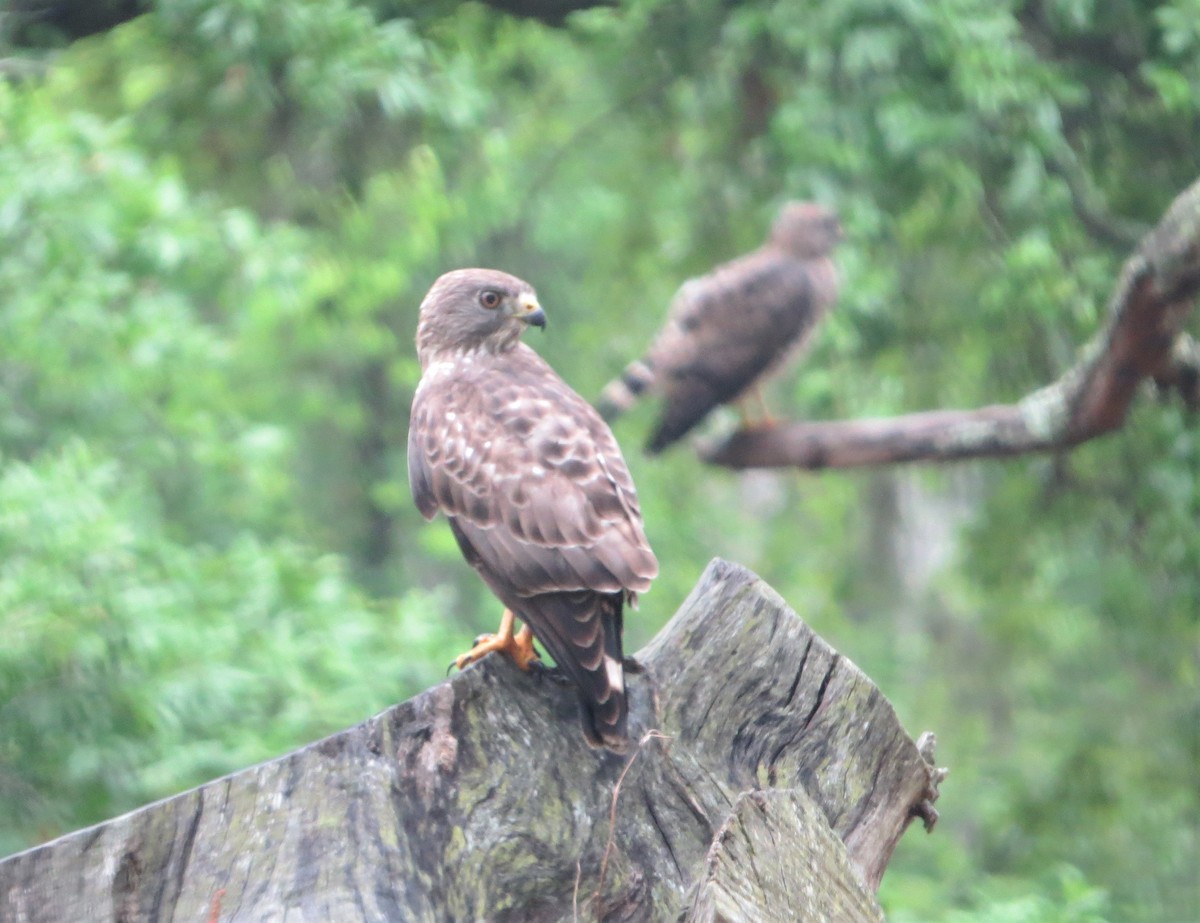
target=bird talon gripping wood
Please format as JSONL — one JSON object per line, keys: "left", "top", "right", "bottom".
{"left": 410, "top": 269, "right": 658, "bottom": 751}
{"left": 451, "top": 609, "right": 542, "bottom": 672}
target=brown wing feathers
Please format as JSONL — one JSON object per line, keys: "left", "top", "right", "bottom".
{"left": 647, "top": 255, "right": 817, "bottom": 452}
{"left": 446, "top": 517, "right": 630, "bottom": 746}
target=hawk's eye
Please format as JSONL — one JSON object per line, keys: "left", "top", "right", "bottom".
{"left": 479, "top": 290, "right": 502, "bottom": 310}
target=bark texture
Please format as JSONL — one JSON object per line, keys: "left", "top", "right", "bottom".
{"left": 705, "top": 177, "right": 1200, "bottom": 470}
{"left": 0, "top": 559, "right": 942, "bottom": 922}
{"left": 683, "top": 790, "right": 885, "bottom": 923}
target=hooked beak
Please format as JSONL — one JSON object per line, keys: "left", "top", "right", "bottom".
{"left": 516, "top": 292, "right": 546, "bottom": 329}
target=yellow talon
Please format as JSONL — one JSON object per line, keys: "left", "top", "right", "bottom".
{"left": 452, "top": 609, "right": 541, "bottom": 672}
{"left": 737, "top": 384, "right": 776, "bottom": 429}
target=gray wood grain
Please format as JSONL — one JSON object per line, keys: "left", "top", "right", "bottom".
{"left": 0, "top": 559, "right": 942, "bottom": 922}
{"left": 683, "top": 790, "right": 885, "bottom": 923}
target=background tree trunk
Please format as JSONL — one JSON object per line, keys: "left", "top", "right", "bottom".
{"left": 0, "top": 560, "right": 943, "bottom": 922}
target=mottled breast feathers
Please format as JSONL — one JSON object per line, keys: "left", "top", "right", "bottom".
{"left": 409, "top": 343, "right": 657, "bottom": 598}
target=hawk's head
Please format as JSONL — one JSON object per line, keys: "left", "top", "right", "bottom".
{"left": 416, "top": 268, "right": 546, "bottom": 364}
{"left": 769, "top": 202, "right": 842, "bottom": 258}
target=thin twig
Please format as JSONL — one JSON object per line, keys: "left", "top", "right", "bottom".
{"left": 591, "top": 729, "right": 672, "bottom": 917}
{"left": 573, "top": 859, "right": 582, "bottom": 923}
{"left": 207, "top": 888, "right": 226, "bottom": 923}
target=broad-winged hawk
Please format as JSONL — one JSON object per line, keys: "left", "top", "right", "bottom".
{"left": 408, "top": 268, "right": 658, "bottom": 751}
{"left": 598, "top": 202, "right": 842, "bottom": 453}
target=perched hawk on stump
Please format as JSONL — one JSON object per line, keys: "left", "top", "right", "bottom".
{"left": 598, "top": 201, "right": 842, "bottom": 453}
{"left": 408, "top": 268, "right": 659, "bottom": 752}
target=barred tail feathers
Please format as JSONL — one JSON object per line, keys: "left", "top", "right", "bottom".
{"left": 518, "top": 590, "right": 630, "bottom": 753}
{"left": 596, "top": 359, "right": 656, "bottom": 422}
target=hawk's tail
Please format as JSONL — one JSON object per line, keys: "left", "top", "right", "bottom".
{"left": 519, "top": 590, "right": 629, "bottom": 753}
{"left": 596, "top": 359, "right": 656, "bottom": 423}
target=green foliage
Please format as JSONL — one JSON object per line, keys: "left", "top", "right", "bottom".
{"left": 1, "top": 1, "right": 1196, "bottom": 919}
{"left": 0, "top": 441, "right": 449, "bottom": 857}
{"left": 0, "top": 77, "right": 451, "bottom": 854}
{"left": 889, "top": 863, "right": 1112, "bottom": 923}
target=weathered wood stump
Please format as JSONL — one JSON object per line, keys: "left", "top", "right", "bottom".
{"left": 0, "top": 559, "right": 944, "bottom": 922}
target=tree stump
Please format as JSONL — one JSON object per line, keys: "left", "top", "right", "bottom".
{"left": 0, "top": 559, "right": 943, "bottom": 922}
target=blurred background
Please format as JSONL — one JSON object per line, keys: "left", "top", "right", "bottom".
{"left": 0, "top": 1, "right": 1196, "bottom": 919}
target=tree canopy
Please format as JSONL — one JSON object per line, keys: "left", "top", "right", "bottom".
{"left": 1, "top": 2, "right": 1196, "bottom": 920}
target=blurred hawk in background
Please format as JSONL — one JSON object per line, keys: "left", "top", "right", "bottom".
{"left": 408, "top": 268, "right": 658, "bottom": 752}
{"left": 597, "top": 201, "right": 842, "bottom": 453}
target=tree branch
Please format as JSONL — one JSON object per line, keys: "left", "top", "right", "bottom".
{"left": 703, "top": 177, "right": 1200, "bottom": 471}
{"left": 2, "top": 0, "right": 145, "bottom": 47}
{"left": 473, "top": 0, "right": 614, "bottom": 25}
{"left": 0, "top": 0, "right": 610, "bottom": 47}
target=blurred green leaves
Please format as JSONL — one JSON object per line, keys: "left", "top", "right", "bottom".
{"left": 0, "top": 2, "right": 1197, "bottom": 920}
{"left": 0, "top": 441, "right": 449, "bottom": 855}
